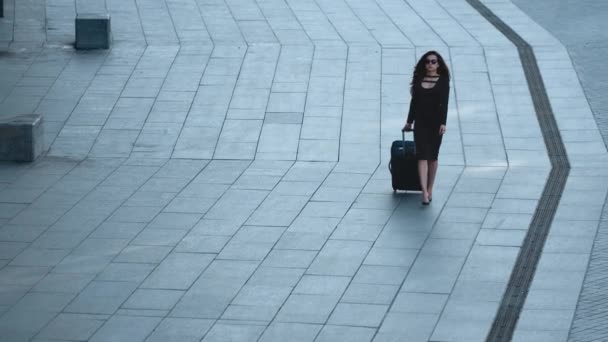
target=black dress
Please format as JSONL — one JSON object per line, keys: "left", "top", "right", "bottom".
{"left": 406, "top": 75, "right": 449, "bottom": 161}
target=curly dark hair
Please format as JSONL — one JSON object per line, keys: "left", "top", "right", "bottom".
{"left": 410, "top": 51, "right": 450, "bottom": 95}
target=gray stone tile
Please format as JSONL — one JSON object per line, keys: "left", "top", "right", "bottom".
{"left": 431, "top": 300, "right": 499, "bottom": 341}
{"left": 89, "top": 315, "right": 162, "bottom": 342}
{"left": 402, "top": 255, "right": 466, "bottom": 293}
{"left": 232, "top": 285, "right": 292, "bottom": 308}
{"left": 37, "top": 313, "right": 106, "bottom": 341}
{"left": 525, "top": 288, "right": 579, "bottom": 311}
{"left": 294, "top": 275, "right": 350, "bottom": 296}
{"left": 0, "top": 203, "right": 27, "bottom": 219}
{"left": 308, "top": 240, "right": 372, "bottom": 276}
{"left": 288, "top": 217, "right": 339, "bottom": 235}
{"left": 0, "top": 266, "right": 49, "bottom": 286}
{"left": 115, "top": 245, "right": 172, "bottom": 264}
{"left": 12, "top": 292, "right": 75, "bottom": 312}
{"left": 0, "top": 242, "right": 28, "bottom": 259}
{"left": 221, "top": 304, "right": 278, "bottom": 322}
{"left": 264, "top": 112, "right": 303, "bottom": 124}
{"left": 164, "top": 197, "right": 217, "bottom": 214}
{"left": 0, "top": 308, "right": 57, "bottom": 341}
{"left": 32, "top": 272, "right": 94, "bottom": 294}
{"left": 391, "top": 292, "right": 449, "bottom": 314}
{"left": 179, "top": 183, "right": 230, "bottom": 199}
{"left": 231, "top": 225, "right": 286, "bottom": 244}
{"left": 258, "top": 322, "right": 321, "bottom": 342}
{"left": 537, "top": 252, "right": 589, "bottom": 272}
{"left": 201, "top": 322, "right": 266, "bottom": 342}
{"left": 171, "top": 260, "right": 258, "bottom": 319}
{"left": 342, "top": 283, "right": 399, "bottom": 305}
{"left": 420, "top": 238, "right": 474, "bottom": 257}
{"left": 316, "top": 325, "right": 375, "bottom": 342}
{"left": 352, "top": 193, "right": 400, "bottom": 210}
{"left": 275, "top": 294, "right": 339, "bottom": 324}
{"left": 446, "top": 192, "right": 495, "bottom": 208}
{"left": 511, "top": 329, "right": 569, "bottom": 342}
{"left": 147, "top": 213, "right": 202, "bottom": 230}
{"left": 217, "top": 239, "right": 275, "bottom": 261}
{"left": 123, "top": 289, "right": 184, "bottom": 310}
{"left": 131, "top": 228, "right": 188, "bottom": 246}
{"left": 189, "top": 219, "right": 242, "bottom": 236}
{"left": 90, "top": 129, "right": 139, "bottom": 158}
{"left": 353, "top": 265, "right": 408, "bottom": 285}
{"left": 91, "top": 222, "right": 147, "bottom": 239}
{"left": 375, "top": 312, "right": 438, "bottom": 342}
{"left": 139, "top": 177, "right": 192, "bottom": 194}
{"left": 454, "top": 177, "right": 502, "bottom": 193}
{"left": 9, "top": 207, "right": 66, "bottom": 226}
{"left": 123, "top": 191, "right": 177, "bottom": 207}
{"left": 459, "top": 246, "right": 519, "bottom": 283}
{"left": 476, "top": 229, "right": 526, "bottom": 247}
{"left": 330, "top": 223, "right": 384, "bottom": 241}
{"left": 262, "top": 249, "right": 317, "bottom": 268}
{"left": 439, "top": 207, "right": 488, "bottom": 224}
{"left": 247, "top": 267, "right": 305, "bottom": 287}
{"left": 72, "top": 238, "right": 129, "bottom": 257}
{"left": 96, "top": 263, "right": 156, "bottom": 283}
{"left": 0, "top": 285, "right": 29, "bottom": 307}
{"left": 108, "top": 206, "right": 164, "bottom": 223}
{"left": 275, "top": 232, "right": 329, "bottom": 251}
{"left": 312, "top": 186, "right": 361, "bottom": 203}
{"left": 267, "top": 92, "right": 306, "bottom": 113}
{"left": 0, "top": 224, "right": 47, "bottom": 243}
{"left": 141, "top": 253, "right": 214, "bottom": 290}
{"left": 374, "top": 230, "right": 428, "bottom": 249}
{"left": 176, "top": 234, "right": 230, "bottom": 253}
{"left": 549, "top": 219, "right": 598, "bottom": 237}
{"left": 145, "top": 317, "right": 214, "bottom": 342}
{"left": 328, "top": 303, "right": 388, "bottom": 327}
{"left": 53, "top": 255, "right": 114, "bottom": 275}
{"left": 451, "top": 279, "right": 507, "bottom": 302}
{"left": 31, "top": 231, "right": 87, "bottom": 249}
{"left": 482, "top": 212, "right": 532, "bottom": 230}
{"left": 245, "top": 209, "right": 300, "bottom": 227}
{"left": 65, "top": 281, "right": 138, "bottom": 314}
{"left": 364, "top": 247, "right": 417, "bottom": 267}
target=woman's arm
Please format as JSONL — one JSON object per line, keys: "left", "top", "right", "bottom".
{"left": 439, "top": 78, "right": 450, "bottom": 125}
{"left": 407, "top": 89, "right": 416, "bottom": 124}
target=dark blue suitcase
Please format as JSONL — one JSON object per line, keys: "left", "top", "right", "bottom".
{"left": 389, "top": 131, "right": 421, "bottom": 192}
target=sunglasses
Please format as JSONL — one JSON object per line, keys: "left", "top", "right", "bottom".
{"left": 425, "top": 59, "right": 438, "bottom": 65}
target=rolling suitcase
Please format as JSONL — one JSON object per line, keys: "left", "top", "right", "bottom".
{"left": 389, "top": 131, "right": 421, "bottom": 192}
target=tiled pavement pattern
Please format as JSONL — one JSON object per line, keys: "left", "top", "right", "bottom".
{"left": 510, "top": 1, "right": 608, "bottom": 340}
{"left": 0, "top": 0, "right": 607, "bottom": 341}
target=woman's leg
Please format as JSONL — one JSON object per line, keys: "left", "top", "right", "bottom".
{"left": 427, "top": 160, "right": 438, "bottom": 200}
{"left": 418, "top": 160, "right": 429, "bottom": 203}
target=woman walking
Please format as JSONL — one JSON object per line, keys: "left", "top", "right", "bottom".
{"left": 402, "top": 51, "right": 450, "bottom": 205}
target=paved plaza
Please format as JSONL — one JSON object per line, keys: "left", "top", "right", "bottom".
{"left": 1, "top": 0, "right": 607, "bottom": 341}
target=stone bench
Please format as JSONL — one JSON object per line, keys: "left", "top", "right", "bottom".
{"left": 75, "top": 13, "right": 111, "bottom": 49}
{"left": 0, "top": 115, "right": 44, "bottom": 162}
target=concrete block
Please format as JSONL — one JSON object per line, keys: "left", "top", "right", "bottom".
{"left": 75, "top": 13, "right": 111, "bottom": 49}
{"left": 0, "top": 115, "right": 44, "bottom": 162}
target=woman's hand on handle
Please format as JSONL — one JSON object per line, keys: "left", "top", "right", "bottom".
{"left": 439, "top": 124, "right": 446, "bottom": 135}
{"left": 402, "top": 123, "right": 413, "bottom": 132}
